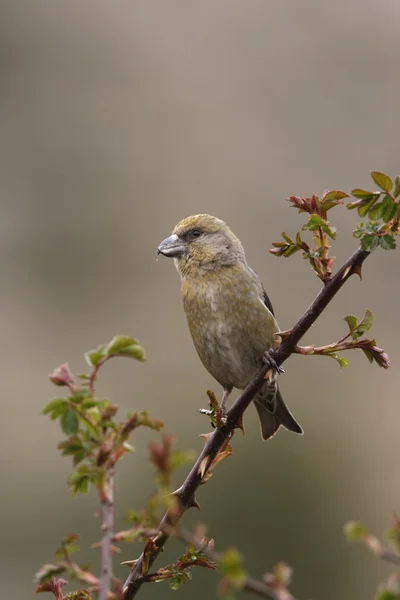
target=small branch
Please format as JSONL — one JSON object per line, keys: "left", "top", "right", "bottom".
{"left": 122, "top": 247, "right": 370, "bottom": 599}
{"left": 89, "top": 356, "right": 109, "bottom": 397}
{"left": 170, "top": 526, "right": 297, "bottom": 600}
{"left": 380, "top": 547, "right": 400, "bottom": 566}
{"left": 99, "top": 465, "right": 115, "bottom": 600}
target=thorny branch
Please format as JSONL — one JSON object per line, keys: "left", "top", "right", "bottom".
{"left": 122, "top": 247, "right": 370, "bottom": 599}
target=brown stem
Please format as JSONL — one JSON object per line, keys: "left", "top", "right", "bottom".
{"left": 169, "top": 526, "right": 296, "bottom": 600}
{"left": 379, "top": 547, "right": 400, "bottom": 566}
{"left": 122, "top": 246, "right": 369, "bottom": 599}
{"left": 99, "top": 465, "right": 115, "bottom": 600}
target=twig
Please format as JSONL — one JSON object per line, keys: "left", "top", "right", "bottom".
{"left": 122, "top": 247, "right": 370, "bottom": 599}
{"left": 378, "top": 547, "right": 400, "bottom": 566}
{"left": 99, "top": 465, "right": 115, "bottom": 600}
{"left": 168, "top": 526, "right": 296, "bottom": 600}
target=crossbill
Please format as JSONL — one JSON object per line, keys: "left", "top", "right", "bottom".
{"left": 157, "top": 214, "right": 303, "bottom": 441}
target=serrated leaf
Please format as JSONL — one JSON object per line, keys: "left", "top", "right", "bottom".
{"left": 321, "top": 222, "right": 337, "bottom": 239}
{"left": 170, "top": 570, "right": 192, "bottom": 590}
{"left": 42, "top": 398, "right": 68, "bottom": 417}
{"left": 321, "top": 190, "right": 349, "bottom": 202}
{"left": 371, "top": 171, "right": 393, "bottom": 193}
{"left": 380, "top": 234, "right": 396, "bottom": 250}
{"left": 368, "top": 201, "right": 384, "bottom": 221}
{"left": 303, "top": 214, "right": 323, "bottom": 231}
{"left": 361, "top": 234, "right": 379, "bottom": 252}
{"left": 359, "top": 197, "right": 379, "bottom": 218}
{"left": 61, "top": 407, "right": 79, "bottom": 435}
{"left": 68, "top": 465, "right": 99, "bottom": 495}
{"left": 381, "top": 195, "right": 397, "bottom": 222}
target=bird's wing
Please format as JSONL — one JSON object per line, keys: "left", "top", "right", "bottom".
{"left": 247, "top": 266, "right": 275, "bottom": 316}
{"left": 261, "top": 285, "right": 275, "bottom": 317}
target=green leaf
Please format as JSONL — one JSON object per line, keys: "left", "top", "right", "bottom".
{"left": 351, "top": 188, "right": 376, "bottom": 199}
{"left": 70, "top": 389, "right": 91, "bottom": 404}
{"left": 61, "top": 407, "right": 79, "bottom": 435}
{"left": 344, "top": 520, "right": 367, "bottom": 541}
{"left": 375, "top": 591, "right": 399, "bottom": 600}
{"left": 281, "top": 232, "right": 294, "bottom": 244}
{"left": 58, "top": 437, "right": 86, "bottom": 464}
{"left": 219, "top": 548, "right": 246, "bottom": 587}
{"left": 368, "top": 201, "right": 384, "bottom": 221}
{"left": 170, "top": 570, "right": 192, "bottom": 591}
{"left": 361, "top": 234, "right": 379, "bottom": 252}
{"left": 394, "top": 175, "right": 400, "bottom": 198}
{"left": 321, "top": 222, "right": 337, "bottom": 240}
{"left": 371, "top": 171, "right": 393, "bottom": 193}
{"left": 381, "top": 195, "right": 397, "bottom": 222}
{"left": 42, "top": 398, "right": 68, "bottom": 418}
{"left": 344, "top": 315, "right": 357, "bottom": 334}
{"left": 322, "top": 190, "right": 349, "bottom": 202}
{"left": 380, "top": 234, "right": 396, "bottom": 250}
{"left": 282, "top": 244, "right": 300, "bottom": 257}
{"left": 357, "top": 309, "right": 373, "bottom": 335}
{"left": 330, "top": 353, "right": 348, "bottom": 368}
{"left": 84, "top": 345, "right": 107, "bottom": 367}
{"left": 320, "top": 190, "right": 348, "bottom": 212}
{"left": 303, "top": 214, "right": 323, "bottom": 231}
{"left": 68, "top": 465, "right": 99, "bottom": 495}
{"left": 106, "top": 335, "right": 146, "bottom": 362}
{"left": 358, "top": 197, "right": 379, "bottom": 218}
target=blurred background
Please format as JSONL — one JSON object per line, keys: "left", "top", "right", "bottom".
{"left": 2, "top": 1, "right": 400, "bottom": 598}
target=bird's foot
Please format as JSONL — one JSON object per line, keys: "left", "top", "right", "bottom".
{"left": 263, "top": 349, "right": 285, "bottom": 375}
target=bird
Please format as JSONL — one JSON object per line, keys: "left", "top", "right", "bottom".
{"left": 157, "top": 214, "right": 303, "bottom": 441}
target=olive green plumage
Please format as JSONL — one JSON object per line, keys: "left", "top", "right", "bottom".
{"left": 157, "top": 214, "right": 303, "bottom": 441}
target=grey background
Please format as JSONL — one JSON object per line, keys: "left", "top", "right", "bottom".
{"left": 1, "top": 1, "right": 399, "bottom": 598}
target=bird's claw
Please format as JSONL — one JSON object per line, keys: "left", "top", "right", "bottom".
{"left": 263, "top": 349, "right": 285, "bottom": 374}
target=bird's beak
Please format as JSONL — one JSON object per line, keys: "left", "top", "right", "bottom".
{"left": 157, "top": 234, "right": 186, "bottom": 258}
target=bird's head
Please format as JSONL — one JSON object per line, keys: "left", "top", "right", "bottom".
{"left": 157, "top": 214, "right": 245, "bottom": 277}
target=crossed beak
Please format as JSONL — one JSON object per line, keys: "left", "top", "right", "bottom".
{"left": 157, "top": 234, "right": 186, "bottom": 258}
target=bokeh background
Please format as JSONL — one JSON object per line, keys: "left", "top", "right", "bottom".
{"left": 2, "top": 1, "right": 400, "bottom": 598}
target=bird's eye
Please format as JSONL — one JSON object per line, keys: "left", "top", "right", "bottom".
{"left": 191, "top": 229, "right": 202, "bottom": 238}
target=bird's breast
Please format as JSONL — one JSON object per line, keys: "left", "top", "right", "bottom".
{"left": 181, "top": 271, "right": 278, "bottom": 390}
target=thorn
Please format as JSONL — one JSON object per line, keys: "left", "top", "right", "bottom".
{"left": 169, "top": 485, "right": 184, "bottom": 498}
{"left": 198, "top": 457, "right": 209, "bottom": 478}
{"left": 353, "top": 263, "right": 363, "bottom": 280}
{"left": 234, "top": 414, "right": 245, "bottom": 435}
{"left": 342, "top": 265, "right": 352, "bottom": 280}
{"left": 121, "top": 559, "right": 139, "bottom": 569}
{"left": 188, "top": 495, "right": 201, "bottom": 510}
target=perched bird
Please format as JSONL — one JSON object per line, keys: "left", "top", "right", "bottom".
{"left": 157, "top": 214, "right": 303, "bottom": 441}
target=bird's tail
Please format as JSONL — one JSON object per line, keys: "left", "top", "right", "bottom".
{"left": 254, "top": 388, "right": 303, "bottom": 441}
